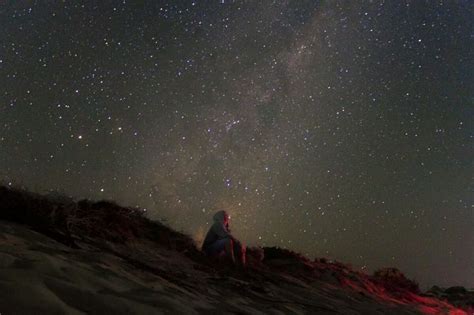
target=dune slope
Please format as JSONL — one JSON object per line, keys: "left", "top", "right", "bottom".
{"left": 0, "top": 186, "right": 469, "bottom": 314}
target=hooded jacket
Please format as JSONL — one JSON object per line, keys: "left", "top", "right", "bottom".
{"left": 202, "top": 210, "right": 234, "bottom": 250}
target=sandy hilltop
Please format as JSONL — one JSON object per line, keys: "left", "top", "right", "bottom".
{"left": 0, "top": 186, "right": 472, "bottom": 315}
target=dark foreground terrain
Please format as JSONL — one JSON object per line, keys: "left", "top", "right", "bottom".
{"left": 0, "top": 186, "right": 471, "bottom": 314}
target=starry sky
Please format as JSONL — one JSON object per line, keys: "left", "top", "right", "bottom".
{"left": 1, "top": 1, "right": 472, "bottom": 288}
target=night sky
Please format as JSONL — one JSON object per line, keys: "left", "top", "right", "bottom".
{"left": 1, "top": 1, "right": 472, "bottom": 288}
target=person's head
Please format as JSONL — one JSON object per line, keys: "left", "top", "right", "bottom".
{"left": 213, "top": 210, "right": 230, "bottom": 225}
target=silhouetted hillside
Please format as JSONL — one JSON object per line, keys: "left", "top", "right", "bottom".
{"left": 0, "top": 185, "right": 471, "bottom": 314}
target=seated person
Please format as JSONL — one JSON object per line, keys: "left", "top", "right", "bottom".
{"left": 202, "top": 210, "right": 246, "bottom": 266}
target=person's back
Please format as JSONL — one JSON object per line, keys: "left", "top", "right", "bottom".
{"left": 202, "top": 221, "right": 232, "bottom": 250}
{"left": 202, "top": 210, "right": 246, "bottom": 266}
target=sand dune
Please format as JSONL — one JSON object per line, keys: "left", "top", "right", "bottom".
{"left": 0, "top": 219, "right": 469, "bottom": 315}
{"left": 0, "top": 186, "right": 471, "bottom": 314}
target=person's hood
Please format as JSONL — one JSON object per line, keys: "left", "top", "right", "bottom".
{"left": 213, "top": 210, "right": 228, "bottom": 224}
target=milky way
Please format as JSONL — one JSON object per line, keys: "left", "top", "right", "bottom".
{"left": 1, "top": 1, "right": 472, "bottom": 288}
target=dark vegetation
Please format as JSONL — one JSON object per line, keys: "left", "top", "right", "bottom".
{"left": 426, "top": 286, "right": 474, "bottom": 310}
{"left": 0, "top": 185, "right": 197, "bottom": 254}
{"left": 373, "top": 267, "right": 420, "bottom": 294}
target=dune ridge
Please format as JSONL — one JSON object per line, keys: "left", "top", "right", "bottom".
{"left": 0, "top": 185, "right": 471, "bottom": 314}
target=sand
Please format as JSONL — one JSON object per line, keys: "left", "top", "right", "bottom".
{"left": 0, "top": 220, "right": 469, "bottom": 315}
